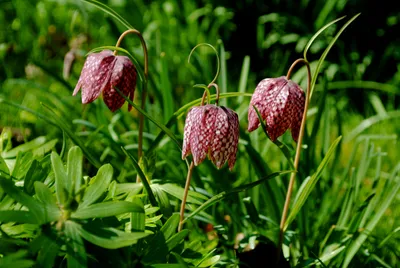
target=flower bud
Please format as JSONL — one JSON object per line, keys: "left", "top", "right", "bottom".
{"left": 248, "top": 76, "right": 305, "bottom": 142}
{"left": 73, "top": 50, "right": 137, "bottom": 112}
{"left": 182, "top": 104, "right": 239, "bottom": 170}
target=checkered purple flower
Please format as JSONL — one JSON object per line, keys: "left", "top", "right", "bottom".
{"left": 248, "top": 76, "right": 305, "bottom": 142}
{"left": 73, "top": 50, "right": 137, "bottom": 112}
{"left": 182, "top": 104, "right": 239, "bottom": 170}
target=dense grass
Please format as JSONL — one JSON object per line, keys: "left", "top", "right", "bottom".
{"left": 0, "top": 1, "right": 399, "bottom": 267}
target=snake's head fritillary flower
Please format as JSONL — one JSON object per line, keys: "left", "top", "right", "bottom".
{"left": 182, "top": 104, "right": 239, "bottom": 170}
{"left": 73, "top": 50, "right": 137, "bottom": 112}
{"left": 248, "top": 76, "right": 305, "bottom": 142}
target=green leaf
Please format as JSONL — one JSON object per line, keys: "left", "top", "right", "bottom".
{"left": 11, "top": 152, "right": 33, "bottom": 179}
{"left": 30, "top": 233, "right": 60, "bottom": 268}
{"left": 0, "top": 211, "right": 39, "bottom": 224}
{"left": 183, "top": 171, "right": 291, "bottom": 224}
{"left": 309, "top": 14, "right": 361, "bottom": 98}
{"left": 165, "top": 229, "right": 189, "bottom": 252}
{"left": 80, "top": 164, "right": 113, "bottom": 207}
{"left": 72, "top": 201, "right": 144, "bottom": 219}
{"left": 155, "top": 183, "right": 206, "bottom": 205}
{"left": 67, "top": 146, "right": 83, "bottom": 195}
{"left": 115, "top": 87, "right": 181, "bottom": 149}
{"left": 285, "top": 136, "right": 342, "bottom": 230}
{"left": 51, "top": 151, "right": 69, "bottom": 206}
{"left": 1, "top": 136, "right": 46, "bottom": 159}
{"left": 0, "top": 177, "right": 44, "bottom": 223}
{"left": 64, "top": 221, "right": 87, "bottom": 268}
{"left": 303, "top": 16, "right": 346, "bottom": 61}
{"left": 81, "top": 0, "right": 133, "bottom": 29}
{"left": 77, "top": 223, "right": 149, "bottom": 249}
{"left": 24, "top": 155, "right": 51, "bottom": 195}
{"left": 0, "top": 250, "right": 35, "bottom": 268}
{"left": 122, "top": 147, "right": 158, "bottom": 208}
{"left": 142, "top": 214, "right": 181, "bottom": 264}
{"left": 0, "top": 155, "right": 10, "bottom": 174}
{"left": 34, "top": 182, "right": 60, "bottom": 222}
{"left": 160, "top": 213, "right": 180, "bottom": 240}
{"left": 253, "top": 105, "right": 295, "bottom": 169}
{"left": 41, "top": 103, "right": 101, "bottom": 169}
{"left": 342, "top": 163, "right": 400, "bottom": 268}
{"left": 130, "top": 198, "right": 145, "bottom": 232}
{"left": 160, "top": 51, "right": 174, "bottom": 121}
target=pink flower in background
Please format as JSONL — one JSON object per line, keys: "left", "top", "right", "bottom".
{"left": 73, "top": 50, "right": 137, "bottom": 112}
{"left": 182, "top": 104, "right": 239, "bottom": 170}
{"left": 248, "top": 76, "right": 305, "bottom": 142}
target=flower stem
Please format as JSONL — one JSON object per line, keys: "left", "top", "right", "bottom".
{"left": 178, "top": 161, "right": 195, "bottom": 232}
{"left": 114, "top": 29, "right": 149, "bottom": 183}
{"left": 277, "top": 58, "right": 311, "bottom": 264}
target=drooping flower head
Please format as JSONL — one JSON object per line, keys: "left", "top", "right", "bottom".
{"left": 182, "top": 97, "right": 239, "bottom": 170}
{"left": 73, "top": 50, "right": 137, "bottom": 112}
{"left": 248, "top": 76, "right": 305, "bottom": 142}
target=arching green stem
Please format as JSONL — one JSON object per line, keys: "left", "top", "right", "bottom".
{"left": 277, "top": 58, "right": 312, "bottom": 264}
{"left": 188, "top": 43, "right": 220, "bottom": 86}
{"left": 114, "top": 29, "right": 149, "bottom": 183}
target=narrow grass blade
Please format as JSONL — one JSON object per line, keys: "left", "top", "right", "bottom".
{"left": 81, "top": 0, "right": 133, "bottom": 29}
{"left": 253, "top": 105, "right": 295, "bottom": 169}
{"left": 342, "top": 163, "right": 400, "bottom": 268}
{"left": 114, "top": 87, "right": 181, "bottom": 150}
{"left": 303, "top": 16, "right": 346, "bottom": 61}
{"left": 122, "top": 147, "right": 158, "bottom": 207}
{"left": 41, "top": 102, "right": 101, "bottom": 168}
{"left": 309, "top": 14, "right": 361, "bottom": 98}
{"left": 285, "top": 136, "right": 342, "bottom": 230}
{"left": 160, "top": 51, "right": 174, "bottom": 121}
{"left": 182, "top": 171, "right": 291, "bottom": 224}
{"left": 344, "top": 110, "right": 400, "bottom": 142}
{"left": 238, "top": 56, "right": 250, "bottom": 103}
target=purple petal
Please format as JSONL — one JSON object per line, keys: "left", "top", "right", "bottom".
{"left": 182, "top": 107, "right": 201, "bottom": 160}
{"left": 103, "top": 55, "right": 137, "bottom": 112}
{"left": 73, "top": 50, "right": 115, "bottom": 104}
{"left": 288, "top": 81, "right": 305, "bottom": 142}
{"left": 192, "top": 105, "right": 217, "bottom": 166}
{"left": 226, "top": 108, "right": 239, "bottom": 170}
{"left": 209, "top": 106, "right": 230, "bottom": 169}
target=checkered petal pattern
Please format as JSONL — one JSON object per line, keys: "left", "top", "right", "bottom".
{"left": 73, "top": 50, "right": 137, "bottom": 112}
{"left": 247, "top": 76, "right": 305, "bottom": 142}
{"left": 182, "top": 104, "right": 239, "bottom": 170}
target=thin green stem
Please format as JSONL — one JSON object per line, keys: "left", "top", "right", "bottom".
{"left": 207, "top": 83, "right": 220, "bottom": 106}
{"left": 277, "top": 58, "right": 312, "bottom": 264}
{"left": 178, "top": 161, "right": 195, "bottom": 232}
{"left": 114, "top": 29, "right": 149, "bottom": 183}
{"left": 188, "top": 43, "right": 220, "bottom": 85}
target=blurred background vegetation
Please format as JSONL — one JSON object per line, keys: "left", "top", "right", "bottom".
{"left": 0, "top": 0, "right": 399, "bottom": 267}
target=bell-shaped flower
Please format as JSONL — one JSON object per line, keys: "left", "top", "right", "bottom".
{"left": 182, "top": 104, "right": 239, "bottom": 170}
{"left": 248, "top": 76, "right": 305, "bottom": 142}
{"left": 73, "top": 50, "right": 137, "bottom": 112}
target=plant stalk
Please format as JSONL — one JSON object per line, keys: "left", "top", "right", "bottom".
{"left": 114, "top": 29, "right": 149, "bottom": 183}
{"left": 276, "top": 58, "right": 311, "bottom": 264}
{"left": 178, "top": 161, "right": 195, "bottom": 232}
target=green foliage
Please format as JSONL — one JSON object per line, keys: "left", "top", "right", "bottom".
{"left": 0, "top": 0, "right": 399, "bottom": 267}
